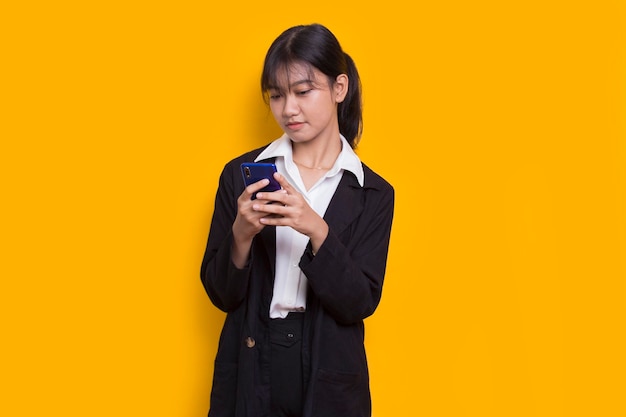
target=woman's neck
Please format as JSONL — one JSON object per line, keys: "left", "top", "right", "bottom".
{"left": 291, "top": 136, "right": 342, "bottom": 171}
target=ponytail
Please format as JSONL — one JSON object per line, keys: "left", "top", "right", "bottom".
{"left": 338, "top": 52, "right": 362, "bottom": 148}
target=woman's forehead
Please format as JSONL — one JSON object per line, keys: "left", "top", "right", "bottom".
{"left": 270, "top": 62, "right": 324, "bottom": 89}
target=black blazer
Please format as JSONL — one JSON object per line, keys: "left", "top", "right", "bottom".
{"left": 201, "top": 145, "right": 394, "bottom": 417}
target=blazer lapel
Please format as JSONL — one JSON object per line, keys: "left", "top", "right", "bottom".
{"left": 323, "top": 171, "right": 364, "bottom": 236}
{"left": 258, "top": 225, "right": 276, "bottom": 277}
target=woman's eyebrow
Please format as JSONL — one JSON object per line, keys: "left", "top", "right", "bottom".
{"left": 289, "top": 79, "right": 314, "bottom": 88}
{"left": 267, "top": 79, "right": 314, "bottom": 92}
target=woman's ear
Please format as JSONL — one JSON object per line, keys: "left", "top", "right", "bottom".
{"left": 334, "top": 74, "right": 349, "bottom": 103}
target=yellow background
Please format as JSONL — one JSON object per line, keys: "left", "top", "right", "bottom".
{"left": 2, "top": 1, "right": 625, "bottom": 416}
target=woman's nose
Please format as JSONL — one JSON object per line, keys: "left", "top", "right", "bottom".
{"left": 282, "top": 94, "right": 299, "bottom": 116}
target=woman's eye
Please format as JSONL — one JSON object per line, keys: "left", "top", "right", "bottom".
{"left": 269, "top": 94, "right": 282, "bottom": 100}
{"left": 296, "top": 89, "right": 311, "bottom": 96}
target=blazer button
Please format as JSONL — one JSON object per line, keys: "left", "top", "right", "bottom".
{"left": 245, "top": 337, "right": 255, "bottom": 348}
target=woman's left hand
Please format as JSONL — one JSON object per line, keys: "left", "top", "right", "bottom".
{"left": 253, "top": 172, "right": 329, "bottom": 253}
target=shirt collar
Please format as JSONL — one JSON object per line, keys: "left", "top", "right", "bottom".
{"left": 255, "top": 133, "right": 364, "bottom": 186}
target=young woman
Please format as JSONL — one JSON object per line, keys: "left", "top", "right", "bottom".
{"left": 201, "top": 23, "right": 394, "bottom": 417}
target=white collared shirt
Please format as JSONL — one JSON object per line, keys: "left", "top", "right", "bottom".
{"left": 255, "top": 133, "right": 364, "bottom": 318}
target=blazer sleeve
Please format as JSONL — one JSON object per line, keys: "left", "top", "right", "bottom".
{"left": 299, "top": 178, "right": 395, "bottom": 324}
{"left": 200, "top": 161, "right": 251, "bottom": 312}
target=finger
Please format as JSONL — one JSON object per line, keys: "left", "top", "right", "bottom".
{"left": 255, "top": 191, "right": 288, "bottom": 206}
{"left": 259, "top": 215, "right": 286, "bottom": 226}
{"left": 252, "top": 200, "right": 287, "bottom": 215}
{"left": 272, "top": 172, "right": 297, "bottom": 194}
{"left": 243, "top": 178, "right": 271, "bottom": 199}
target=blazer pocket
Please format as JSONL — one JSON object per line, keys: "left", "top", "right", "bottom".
{"left": 312, "top": 368, "right": 369, "bottom": 417}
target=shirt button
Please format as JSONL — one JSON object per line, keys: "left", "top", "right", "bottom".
{"left": 245, "top": 337, "right": 255, "bottom": 348}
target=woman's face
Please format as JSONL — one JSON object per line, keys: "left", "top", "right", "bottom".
{"left": 267, "top": 63, "right": 347, "bottom": 145}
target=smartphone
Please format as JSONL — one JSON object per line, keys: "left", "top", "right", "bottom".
{"left": 240, "top": 162, "right": 281, "bottom": 199}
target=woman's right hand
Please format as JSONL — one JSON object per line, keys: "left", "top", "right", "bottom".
{"left": 231, "top": 179, "right": 283, "bottom": 267}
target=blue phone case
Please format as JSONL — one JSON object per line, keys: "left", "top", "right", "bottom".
{"left": 240, "top": 163, "right": 280, "bottom": 199}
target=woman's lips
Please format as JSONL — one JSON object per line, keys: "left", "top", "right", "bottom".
{"left": 286, "top": 122, "right": 305, "bottom": 130}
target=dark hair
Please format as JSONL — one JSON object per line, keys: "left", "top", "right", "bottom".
{"left": 261, "top": 24, "right": 363, "bottom": 148}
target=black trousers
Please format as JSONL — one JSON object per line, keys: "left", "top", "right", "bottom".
{"left": 269, "top": 312, "right": 304, "bottom": 417}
